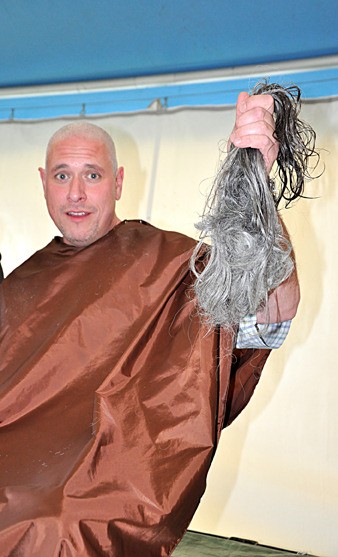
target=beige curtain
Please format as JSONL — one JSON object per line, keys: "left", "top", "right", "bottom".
{"left": 1, "top": 96, "right": 337, "bottom": 557}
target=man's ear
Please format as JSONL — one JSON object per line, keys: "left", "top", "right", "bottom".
{"left": 115, "top": 166, "right": 124, "bottom": 200}
{"left": 38, "top": 167, "right": 47, "bottom": 195}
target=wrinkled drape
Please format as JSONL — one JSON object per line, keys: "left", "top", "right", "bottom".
{"left": 0, "top": 221, "right": 269, "bottom": 556}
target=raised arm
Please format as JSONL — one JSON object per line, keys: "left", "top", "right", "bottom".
{"left": 191, "top": 83, "right": 316, "bottom": 332}
{"left": 230, "top": 91, "right": 300, "bottom": 324}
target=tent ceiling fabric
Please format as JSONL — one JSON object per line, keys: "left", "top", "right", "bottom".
{"left": 1, "top": 0, "right": 338, "bottom": 87}
{"left": 1, "top": 0, "right": 338, "bottom": 118}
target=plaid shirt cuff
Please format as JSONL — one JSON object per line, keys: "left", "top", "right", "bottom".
{"left": 236, "top": 314, "right": 292, "bottom": 349}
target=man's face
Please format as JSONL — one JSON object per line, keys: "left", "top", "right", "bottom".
{"left": 39, "top": 135, "right": 124, "bottom": 247}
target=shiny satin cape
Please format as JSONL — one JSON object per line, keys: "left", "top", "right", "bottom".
{"left": 0, "top": 221, "right": 270, "bottom": 556}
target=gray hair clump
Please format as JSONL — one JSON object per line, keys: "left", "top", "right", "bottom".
{"left": 191, "top": 82, "right": 318, "bottom": 328}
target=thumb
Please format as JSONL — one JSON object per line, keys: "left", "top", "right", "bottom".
{"left": 236, "top": 91, "right": 249, "bottom": 115}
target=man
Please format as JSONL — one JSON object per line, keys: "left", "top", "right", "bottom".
{"left": 0, "top": 93, "right": 299, "bottom": 557}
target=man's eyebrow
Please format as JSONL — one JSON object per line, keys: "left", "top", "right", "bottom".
{"left": 84, "top": 164, "right": 105, "bottom": 172}
{"left": 50, "top": 164, "right": 69, "bottom": 172}
{"left": 50, "top": 163, "right": 105, "bottom": 172}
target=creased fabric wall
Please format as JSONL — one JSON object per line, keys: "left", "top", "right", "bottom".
{"left": 0, "top": 97, "right": 337, "bottom": 557}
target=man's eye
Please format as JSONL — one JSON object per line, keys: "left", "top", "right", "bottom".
{"left": 55, "top": 173, "right": 68, "bottom": 180}
{"left": 88, "top": 172, "right": 100, "bottom": 180}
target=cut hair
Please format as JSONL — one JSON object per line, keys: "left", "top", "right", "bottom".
{"left": 190, "top": 82, "right": 318, "bottom": 329}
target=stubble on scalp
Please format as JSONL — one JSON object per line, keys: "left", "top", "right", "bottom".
{"left": 45, "top": 121, "right": 118, "bottom": 172}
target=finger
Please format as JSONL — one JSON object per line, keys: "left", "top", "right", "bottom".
{"left": 230, "top": 132, "right": 279, "bottom": 173}
{"left": 236, "top": 91, "right": 250, "bottom": 116}
{"left": 235, "top": 105, "right": 275, "bottom": 131}
{"left": 243, "top": 93, "right": 275, "bottom": 115}
{"left": 230, "top": 132, "right": 274, "bottom": 149}
{"left": 230, "top": 119, "right": 275, "bottom": 146}
{"left": 234, "top": 114, "right": 275, "bottom": 134}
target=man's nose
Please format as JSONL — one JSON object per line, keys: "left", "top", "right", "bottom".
{"left": 67, "top": 176, "right": 87, "bottom": 202}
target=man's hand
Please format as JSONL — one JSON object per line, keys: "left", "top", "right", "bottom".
{"left": 229, "top": 91, "right": 278, "bottom": 173}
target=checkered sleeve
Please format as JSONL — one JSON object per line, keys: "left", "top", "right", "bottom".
{"left": 236, "top": 313, "right": 292, "bottom": 349}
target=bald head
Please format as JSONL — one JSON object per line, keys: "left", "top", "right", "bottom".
{"left": 46, "top": 122, "right": 118, "bottom": 172}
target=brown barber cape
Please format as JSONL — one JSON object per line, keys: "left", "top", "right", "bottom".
{"left": 0, "top": 220, "right": 270, "bottom": 556}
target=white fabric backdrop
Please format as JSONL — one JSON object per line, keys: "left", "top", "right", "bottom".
{"left": 0, "top": 96, "right": 337, "bottom": 557}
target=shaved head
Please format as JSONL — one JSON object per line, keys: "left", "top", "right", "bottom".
{"left": 46, "top": 122, "right": 118, "bottom": 172}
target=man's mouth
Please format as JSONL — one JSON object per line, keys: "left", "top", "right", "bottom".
{"left": 66, "top": 211, "right": 90, "bottom": 217}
